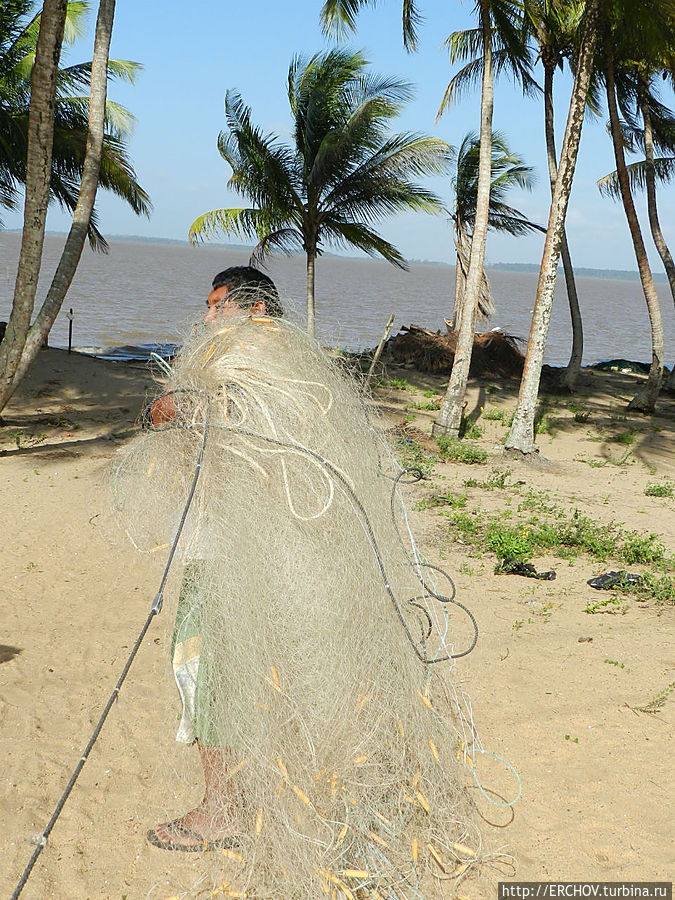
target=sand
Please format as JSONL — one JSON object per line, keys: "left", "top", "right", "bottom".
{"left": 1, "top": 346, "right": 673, "bottom": 899}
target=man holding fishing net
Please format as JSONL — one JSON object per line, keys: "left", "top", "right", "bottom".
{"left": 118, "top": 264, "right": 483, "bottom": 894}
{"left": 146, "top": 265, "right": 284, "bottom": 851}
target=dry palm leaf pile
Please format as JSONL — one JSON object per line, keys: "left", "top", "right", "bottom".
{"left": 387, "top": 324, "right": 525, "bottom": 377}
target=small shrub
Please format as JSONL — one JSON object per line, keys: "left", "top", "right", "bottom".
{"left": 388, "top": 377, "right": 414, "bottom": 391}
{"left": 645, "top": 482, "right": 673, "bottom": 498}
{"left": 619, "top": 533, "right": 666, "bottom": 566}
{"left": 436, "top": 436, "right": 488, "bottom": 465}
{"left": 396, "top": 439, "right": 435, "bottom": 477}
{"left": 418, "top": 492, "right": 468, "bottom": 510}
{"left": 485, "top": 524, "right": 534, "bottom": 561}
{"left": 483, "top": 407, "right": 506, "bottom": 422}
{"left": 415, "top": 400, "right": 441, "bottom": 411}
{"left": 464, "top": 468, "right": 511, "bottom": 490}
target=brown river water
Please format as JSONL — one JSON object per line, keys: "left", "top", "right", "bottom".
{"left": 1, "top": 233, "right": 673, "bottom": 366}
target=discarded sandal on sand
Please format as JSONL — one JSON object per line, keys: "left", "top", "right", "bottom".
{"left": 146, "top": 822, "right": 239, "bottom": 852}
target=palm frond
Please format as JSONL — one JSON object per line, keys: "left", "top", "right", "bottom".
{"left": 189, "top": 207, "right": 269, "bottom": 246}
{"left": 402, "top": 0, "right": 422, "bottom": 51}
{"left": 598, "top": 156, "right": 675, "bottom": 198}
{"left": 250, "top": 227, "right": 303, "bottom": 265}
{"left": 322, "top": 219, "right": 408, "bottom": 267}
{"left": 319, "top": 0, "right": 373, "bottom": 39}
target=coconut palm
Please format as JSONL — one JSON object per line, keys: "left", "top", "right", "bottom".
{"left": 523, "top": 0, "right": 587, "bottom": 390}
{"left": 0, "top": 0, "right": 149, "bottom": 413}
{"left": 451, "top": 130, "right": 541, "bottom": 331}
{"left": 593, "top": 0, "right": 673, "bottom": 412}
{"left": 322, "top": 0, "right": 533, "bottom": 435}
{"left": 598, "top": 64, "right": 675, "bottom": 393}
{"left": 189, "top": 49, "right": 449, "bottom": 338}
{"left": 0, "top": 0, "right": 150, "bottom": 248}
{"left": 431, "top": 0, "right": 533, "bottom": 436}
{"left": 505, "top": 0, "right": 602, "bottom": 454}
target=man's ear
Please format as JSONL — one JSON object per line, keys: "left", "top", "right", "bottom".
{"left": 252, "top": 299, "right": 267, "bottom": 315}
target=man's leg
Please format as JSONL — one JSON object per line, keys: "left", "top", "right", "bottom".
{"left": 149, "top": 741, "right": 244, "bottom": 849}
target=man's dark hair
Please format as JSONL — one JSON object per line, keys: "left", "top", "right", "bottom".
{"left": 211, "top": 266, "right": 283, "bottom": 317}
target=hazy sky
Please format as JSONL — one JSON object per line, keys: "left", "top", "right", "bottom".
{"left": 6, "top": 0, "right": 675, "bottom": 271}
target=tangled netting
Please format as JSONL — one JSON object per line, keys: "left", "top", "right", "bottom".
{"left": 113, "top": 315, "right": 492, "bottom": 899}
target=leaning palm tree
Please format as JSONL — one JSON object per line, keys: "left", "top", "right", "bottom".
{"left": 451, "top": 130, "right": 541, "bottom": 331}
{"left": 0, "top": 0, "right": 150, "bottom": 248}
{"left": 524, "top": 0, "right": 587, "bottom": 390}
{"left": 505, "top": 0, "right": 602, "bottom": 455}
{"left": 432, "top": 0, "right": 537, "bottom": 437}
{"left": 320, "top": 1, "right": 522, "bottom": 432}
{"left": 598, "top": 62, "right": 675, "bottom": 393}
{"left": 0, "top": 0, "right": 145, "bottom": 413}
{"left": 595, "top": 0, "right": 671, "bottom": 412}
{"left": 189, "top": 49, "right": 449, "bottom": 338}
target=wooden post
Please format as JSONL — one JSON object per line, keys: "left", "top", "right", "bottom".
{"left": 366, "top": 312, "right": 395, "bottom": 386}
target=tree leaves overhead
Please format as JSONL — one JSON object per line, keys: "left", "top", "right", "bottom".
{"left": 452, "top": 130, "right": 540, "bottom": 236}
{"left": 0, "top": 0, "right": 150, "bottom": 243}
{"left": 438, "top": 1, "right": 538, "bottom": 119}
{"left": 320, "top": 0, "right": 422, "bottom": 50}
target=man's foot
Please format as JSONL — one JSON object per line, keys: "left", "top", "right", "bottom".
{"left": 147, "top": 805, "right": 242, "bottom": 852}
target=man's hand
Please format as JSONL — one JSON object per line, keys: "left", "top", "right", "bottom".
{"left": 149, "top": 392, "right": 178, "bottom": 425}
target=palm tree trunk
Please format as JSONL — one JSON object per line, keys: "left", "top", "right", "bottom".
{"left": 603, "top": 35, "right": 663, "bottom": 411}
{"left": 453, "top": 249, "right": 463, "bottom": 329}
{"left": 0, "top": 0, "right": 68, "bottom": 414}
{"left": 6, "top": 0, "right": 117, "bottom": 398}
{"left": 639, "top": 77, "right": 675, "bottom": 393}
{"left": 505, "top": 0, "right": 600, "bottom": 455}
{"left": 433, "top": 0, "right": 493, "bottom": 438}
{"left": 543, "top": 62, "right": 583, "bottom": 392}
{"left": 306, "top": 247, "right": 316, "bottom": 338}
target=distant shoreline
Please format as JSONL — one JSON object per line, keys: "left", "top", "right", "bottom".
{"left": 3, "top": 229, "right": 667, "bottom": 284}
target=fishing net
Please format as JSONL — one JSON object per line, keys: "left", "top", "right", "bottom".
{"left": 112, "top": 314, "right": 489, "bottom": 899}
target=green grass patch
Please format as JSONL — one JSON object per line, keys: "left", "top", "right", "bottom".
{"left": 645, "top": 482, "right": 673, "bottom": 498}
{"left": 459, "top": 420, "right": 483, "bottom": 440}
{"left": 464, "top": 468, "right": 511, "bottom": 490}
{"left": 388, "top": 377, "right": 415, "bottom": 391}
{"left": 483, "top": 407, "right": 507, "bottom": 422}
{"left": 436, "top": 436, "right": 488, "bottom": 465}
{"left": 417, "top": 492, "right": 468, "bottom": 510}
{"left": 413, "top": 400, "right": 441, "bottom": 411}
{"left": 585, "top": 595, "right": 628, "bottom": 615}
{"left": 614, "top": 428, "right": 638, "bottom": 445}
{"left": 395, "top": 438, "right": 435, "bottom": 478}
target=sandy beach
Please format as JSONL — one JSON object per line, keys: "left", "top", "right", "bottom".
{"left": 1, "top": 345, "right": 673, "bottom": 899}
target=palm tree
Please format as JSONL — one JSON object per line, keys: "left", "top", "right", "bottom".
{"left": 450, "top": 130, "right": 541, "bottom": 331}
{"left": 0, "top": 0, "right": 68, "bottom": 411}
{"left": 189, "top": 49, "right": 449, "bottom": 338}
{"left": 432, "top": 1, "right": 524, "bottom": 436}
{"left": 598, "top": 66, "right": 675, "bottom": 393}
{"left": 596, "top": 0, "right": 669, "bottom": 412}
{"left": 524, "top": 0, "right": 586, "bottom": 390}
{"left": 505, "top": 0, "right": 602, "bottom": 454}
{"left": 321, "top": 0, "right": 533, "bottom": 434}
{"left": 0, "top": 0, "right": 150, "bottom": 249}
{"left": 0, "top": 0, "right": 149, "bottom": 413}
